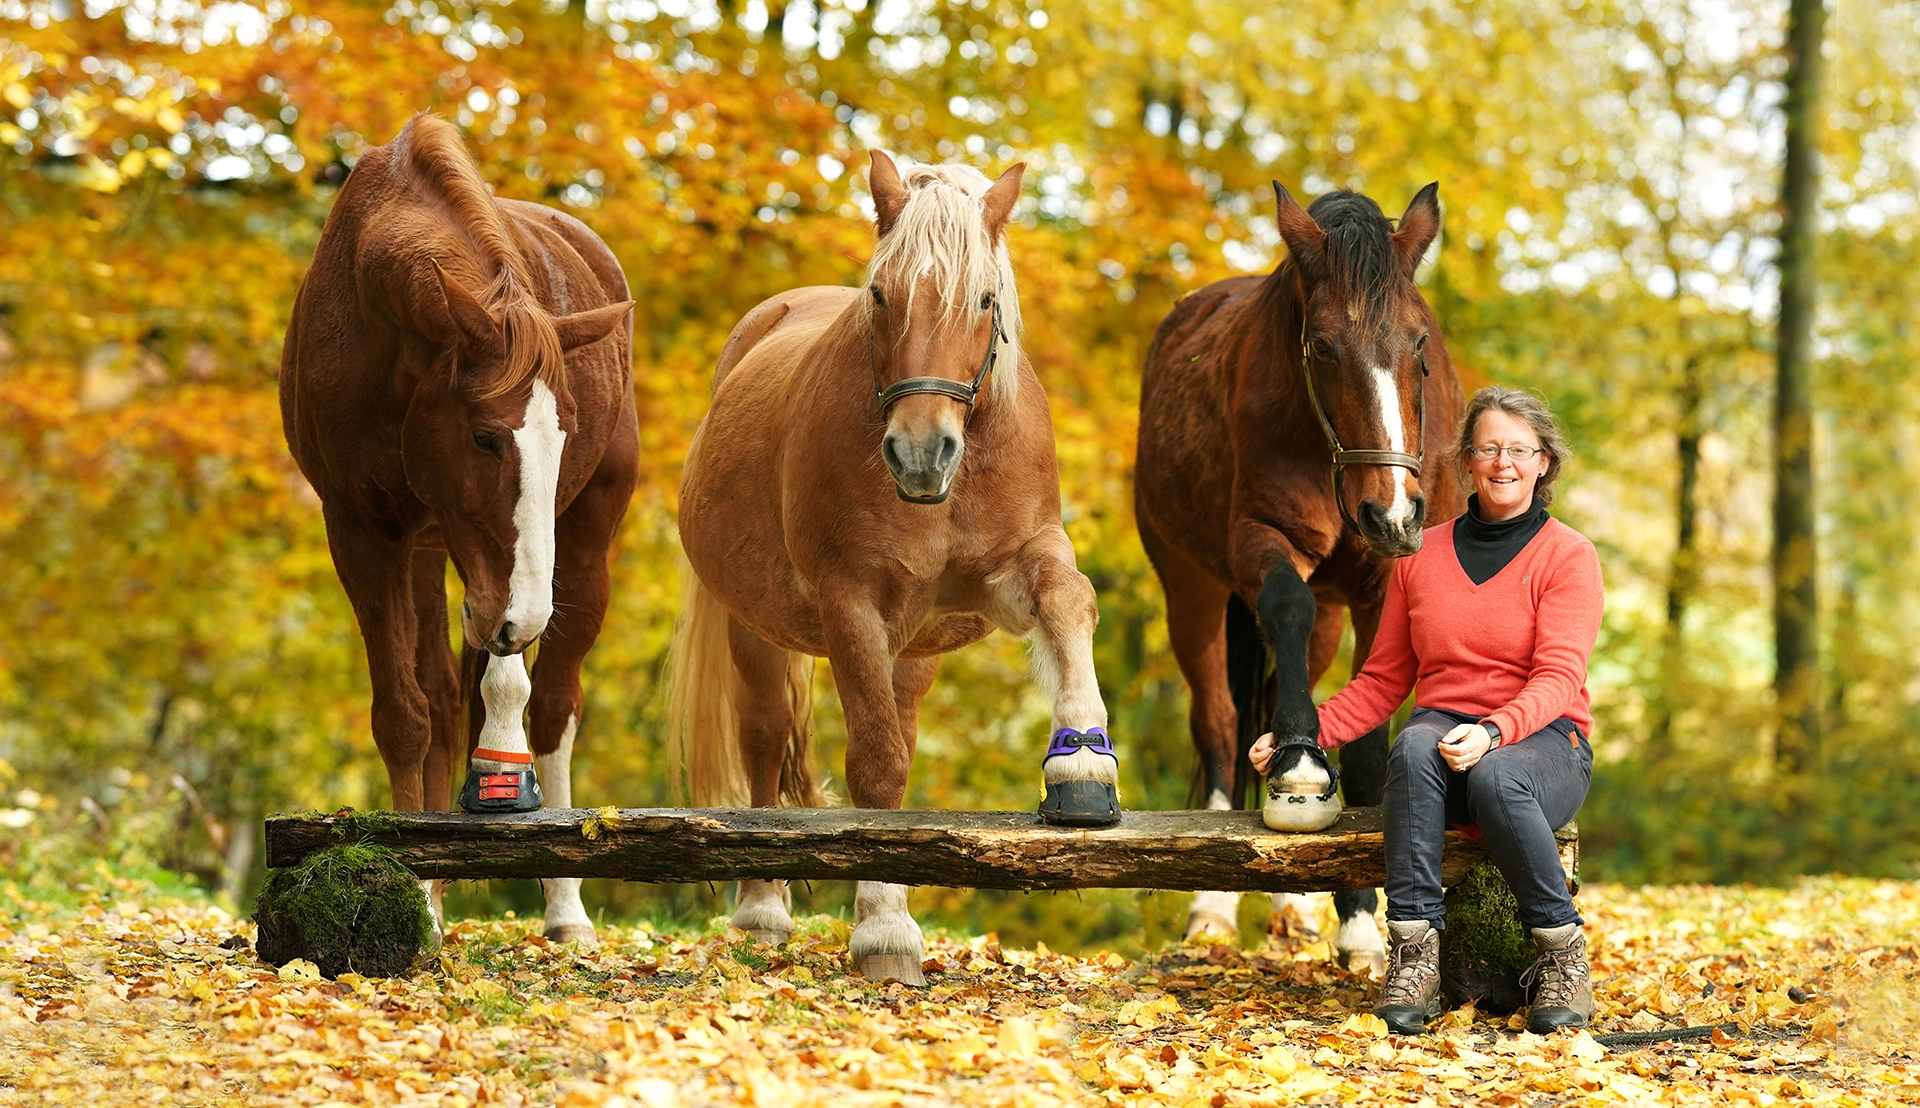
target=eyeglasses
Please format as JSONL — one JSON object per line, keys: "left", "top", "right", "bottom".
{"left": 1470, "top": 444, "right": 1547, "bottom": 462}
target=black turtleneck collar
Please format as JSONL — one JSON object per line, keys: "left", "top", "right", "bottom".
{"left": 1453, "top": 495, "right": 1551, "bottom": 585}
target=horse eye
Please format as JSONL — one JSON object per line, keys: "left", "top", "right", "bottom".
{"left": 979, "top": 293, "right": 993, "bottom": 311}
{"left": 1414, "top": 333, "right": 1428, "bottom": 352}
{"left": 473, "top": 430, "right": 500, "bottom": 453}
{"left": 1310, "top": 338, "right": 1336, "bottom": 362}
{"left": 870, "top": 286, "right": 886, "bottom": 307}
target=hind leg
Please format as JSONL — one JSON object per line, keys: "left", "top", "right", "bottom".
{"left": 726, "top": 616, "right": 803, "bottom": 944}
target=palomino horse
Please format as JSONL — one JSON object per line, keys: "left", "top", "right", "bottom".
{"left": 1135, "top": 183, "right": 1463, "bottom": 974}
{"left": 281, "top": 114, "right": 638, "bottom": 946}
{"left": 670, "top": 152, "right": 1115, "bottom": 986}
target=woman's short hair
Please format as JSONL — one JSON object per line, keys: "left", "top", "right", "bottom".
{"left": 1453, "top": 387, "right": 1571, "bottom": 506}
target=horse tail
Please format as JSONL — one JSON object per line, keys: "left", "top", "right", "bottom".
{"left": 666, "top": 566, "right": 823, "bottom": 808}
{"left": 1225, "top": 594, "right": 1274, "bottom": 810}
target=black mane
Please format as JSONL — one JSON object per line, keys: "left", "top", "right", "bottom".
{"left": 1307, "top": 190, "right": 1398, "bottom": 333}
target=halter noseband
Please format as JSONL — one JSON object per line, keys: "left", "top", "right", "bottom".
{"left": 871, "top": 291, "right": 1007, "bottom": 422}
{"left": 1298, "top": 325, "right": 1430, "bottom": 539}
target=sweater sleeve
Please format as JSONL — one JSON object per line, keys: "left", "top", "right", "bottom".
{"left": 1484, "top": 535, "right": 1603, "bottom": 745}
{"left": 1316, "top": 556, "right": 1418, "bottom": 748}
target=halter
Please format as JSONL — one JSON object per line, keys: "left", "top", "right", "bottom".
{"left": 1298, "top": 325, "right": 1429, "bottom": 539}
{"left": 870, "top": 290, "right": 1007, "bottom": 423}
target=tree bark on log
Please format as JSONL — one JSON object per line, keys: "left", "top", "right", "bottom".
{"left": 265, "top": 807, "right": 1577, "bottom": 894}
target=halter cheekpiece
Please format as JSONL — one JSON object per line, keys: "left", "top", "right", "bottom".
{"left": 870, "top": 289, "right": 1007, "bottom": 422}
{"left": 1298, "top": 324, "right": 1430, "bottom": 538}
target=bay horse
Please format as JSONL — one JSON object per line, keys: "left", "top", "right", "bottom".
{"left": 1135, "top": 182, "right": 1463, "bottom": 974}
{"left": 669, "top": 152, "right": 1115, "bottom": 986}
{"left": 280, "top": 114, "right": 638, "bottom": 947}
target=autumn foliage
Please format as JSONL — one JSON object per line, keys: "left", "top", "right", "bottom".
{"left": 4, "top": 0, "right": 1920, "bottom": 942}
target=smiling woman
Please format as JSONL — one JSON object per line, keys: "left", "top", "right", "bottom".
{"left": 1253, "top": 384, "right": 1604, "bottom": 1034}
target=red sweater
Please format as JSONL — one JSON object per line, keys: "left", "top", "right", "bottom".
{"left": 1318, "top": 517, "right": 1603, "bottom": 748}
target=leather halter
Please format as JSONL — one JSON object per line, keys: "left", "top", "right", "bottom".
{"left": 1298, "top": 326, "right": 1430, "bottom": 539}
{"left": 871, "top": 291, "right": 1006, "bottom": 422}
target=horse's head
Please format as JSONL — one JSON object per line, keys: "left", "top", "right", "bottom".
{"left": 409, "top": 264, "right": 631, "bottom": 655}
{"left": 1274, "top": 181, "right": 1442, "bottom": 557}
{"left": 863, "top": 150, "right": 1024, "bottom": 504}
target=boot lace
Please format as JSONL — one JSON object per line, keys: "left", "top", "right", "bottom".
{"left": 1380, "top": 930, "right": 1438, "bottom": 1006}
{"left": 1520, "top": 942, "right": 1588, "bottom": 1009}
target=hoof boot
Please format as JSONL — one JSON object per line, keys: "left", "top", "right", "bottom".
{"left": 459, "top": 767, "right": 543, "bottom": 813}
{"left": 1039, "top": 779, "right": 1120, "bottom": 827}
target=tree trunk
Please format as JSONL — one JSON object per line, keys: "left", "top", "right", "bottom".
{"left": 1773, "top": 0, "right": 1825, "bottom": 774}
{"left": 264, "top": 807, "right": 1578, "bottom": 895}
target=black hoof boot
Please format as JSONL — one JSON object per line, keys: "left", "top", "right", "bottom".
{"left": 459, "top": 767, "right": 543, "bottom": 813}
{"left": 1038, "top": 728, "right": 1121, "bottom": 827}
{"left": 1039, "top": 779, "right": 1121, "bottom": 826}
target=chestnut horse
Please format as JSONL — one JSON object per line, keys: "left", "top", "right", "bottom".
{"left": 1135, "top": 183, "right": 1463, "bottom": 974}
{"left": 669, "top": 152, "right": 1115, "bottom": 985}
{"left": 281, "top": 114, "right": 637, "bottom": 946}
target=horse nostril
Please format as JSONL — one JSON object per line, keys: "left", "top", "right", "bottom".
{"left": 882, "top": 434, "right": 906, "bottom": 476}
{"left": 935, "top": 433, "right": 960, "bottom": 471}
{"left": 497, "top": 620, "right": 516, "bottom": 648}
{"left": 1357, "top": 499, "right": 1386, "bottom": 534}
{"left": 1408, "top": 494, "right": 1427, "bottom": 529}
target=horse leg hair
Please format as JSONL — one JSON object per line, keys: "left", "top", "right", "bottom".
{"left": 725, "top": 617, "right": 807, "bottom": 944}
{"left": 822, "top": 591, "right": 926, "bottom": 985}
{"left": 409, "top": 545, "right": 460, "bottom": 935}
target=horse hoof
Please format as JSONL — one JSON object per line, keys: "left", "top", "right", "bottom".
{"left": 543, "top": 923, "right": 599, "bottom": 949}
{"left": 856, "top": 953, "right": 928, "bottom": 986}
{"left": 459, "top": 768, "right": 544, "bottom": 813}
{"left": 1262, "top": 790, "right": 1341, "bottom": 832}
{"left": 1184, "top": 911, "right": 1238, "bottom": 943}
{"left": 1039, "top": 779, "right": 1121, "bottom": 827}
{"left": 745, "top": 928, "right": 792, "bottom": 946}
{"left": 1342, "top": 947, "right": 1387, "bottom": 980}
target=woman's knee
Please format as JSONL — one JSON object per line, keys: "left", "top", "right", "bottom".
{"left": 1387, "top": 718, "right": 1451, "bottom": 772}
{"left": 1467, "top": 752, "right": 1529, "bottom": 810}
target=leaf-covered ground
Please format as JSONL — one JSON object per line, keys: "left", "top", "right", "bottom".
{"left": 3, "top": 873, "right": 1917, "bottom": 1106}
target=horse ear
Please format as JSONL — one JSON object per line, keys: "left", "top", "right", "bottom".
{"left": 869, "top": 149, "right": 907, "bottom": 236}
{"left": 1273, "top": 181, "right": 1325, "bottom": 274}
{"left": 555, "top": 300, "right": 633, "bottom": 353}
{"left": 982, "top": 161, "right": 1025, "bottom": 242}
{"left": 434, "top": 264, "right": 502, "bottom": 354}
{"left": 1394, "top": 182, "right": 1441, "bottom": 269}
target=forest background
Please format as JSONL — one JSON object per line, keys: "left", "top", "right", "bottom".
{"left": 3, "top": 0, "right": 1918, "bottom": 952}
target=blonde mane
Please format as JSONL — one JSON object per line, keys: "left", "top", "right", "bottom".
{"left": 864, "top": 162, "right": 1022, "bottom": 410}
{"left": 398, "top": 113, "right": 562, "bottom": 400}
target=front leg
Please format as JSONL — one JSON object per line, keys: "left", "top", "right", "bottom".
{"left": 820, "top": 586, "right": 926, "bottom": 986}
{"left": 1253, "top": 561, "right": 1343, "bottom": 832}
{"left": 988, "top": 530, "right": 1118, "bottom": 827}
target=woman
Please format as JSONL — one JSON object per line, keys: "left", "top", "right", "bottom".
{"left": 1251, "top": 387, "right": 1603, "bottom": 1035}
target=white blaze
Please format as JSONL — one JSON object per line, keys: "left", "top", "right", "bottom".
{"left": 1370, "top": 365, "right": 1417, "bottom": 527}
{"left": 506, "top": 379, "right": 566, "bottom": 642}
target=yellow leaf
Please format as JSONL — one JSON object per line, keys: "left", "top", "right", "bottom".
{"left": 582, "top": 806, "right": 621, "bottom": 839}
{"left": 1337, "top": 1012, "right": 1389, "bottom": 1039}
{"left": 277, "top": 958, "right": 320, "bottom": 982}
{"left": 996, "top": 1016, "right": 1039, "bottom": 1058}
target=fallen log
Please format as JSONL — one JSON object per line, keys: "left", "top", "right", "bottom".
{"left": 265, "top": 807, "right": 1576, "bottom": 895}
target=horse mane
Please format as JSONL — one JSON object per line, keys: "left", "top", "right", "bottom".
{"left": 396, "top": 112, "right": 562, "bottom": 400}
{"left": 1292, "top": 190, "right": 1403, "bottom": 339}
{"left": 863, "top": 162, "right": 1022, "bottom": 410}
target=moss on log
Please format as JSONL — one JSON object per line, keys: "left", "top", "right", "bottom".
{"left": 254, "top": 844, "right": 434, "bottom": 979}
{"left": 1438, "top": 860, "right": 1538, "bottom": 1012}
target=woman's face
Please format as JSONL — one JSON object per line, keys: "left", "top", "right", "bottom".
{"left": 1469, "top": 409, "right": 1550, "bottom": 521}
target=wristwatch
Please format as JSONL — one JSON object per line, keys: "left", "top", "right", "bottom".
{"left": 1481, "top": 721, "right": 1502, "bottom": 745}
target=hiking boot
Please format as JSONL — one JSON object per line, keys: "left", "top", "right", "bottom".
{"left": 1522, "top": 923, "right": 1593, "bottom": 1033}
{"left": 1374, "top": 920, "right": 1443, "bottom": 1034}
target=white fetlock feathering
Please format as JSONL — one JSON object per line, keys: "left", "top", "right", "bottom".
{"left": 850, "top": 881, "right": 925, "bottom": 959}
{"left": 733, "top": 879, "right": 795, "bottom": 943}
{"left": 536, "top": 714, "right": 596, "bottom": 945}
{"left": 1336, "top": 911, "right": 1388, "bottom": 979}
{"left": 472, "top": 654, "right": 533, "bottom": 772}
{"left": 1186, "top": 890, "right": 1240, "bottom": 941}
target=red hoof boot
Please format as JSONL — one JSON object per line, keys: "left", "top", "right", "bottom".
{"left": 459, "top": 768, "right": 543, "bottom": 813}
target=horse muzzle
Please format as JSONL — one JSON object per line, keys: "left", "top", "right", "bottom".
{"left": 1357, "top": 495, "right": 1426, "bottom": 557}
{"left": 882, "top": 428, "right": 962, "bottom": 505}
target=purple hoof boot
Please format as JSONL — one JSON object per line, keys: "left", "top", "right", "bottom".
{"left": 1039, "top": 728, "right": 1121, "bottom": 827}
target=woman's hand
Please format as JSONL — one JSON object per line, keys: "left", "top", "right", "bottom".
{"left": 1249, "top": 733, "right": 1275, "bottom": 775}
{"left": 1439, "top": 723, "right": 1494, "bottom": 771}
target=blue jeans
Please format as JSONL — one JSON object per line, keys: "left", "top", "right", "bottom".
{"left": 1383, "top": 707, "right": 1593, "bottom": 931}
